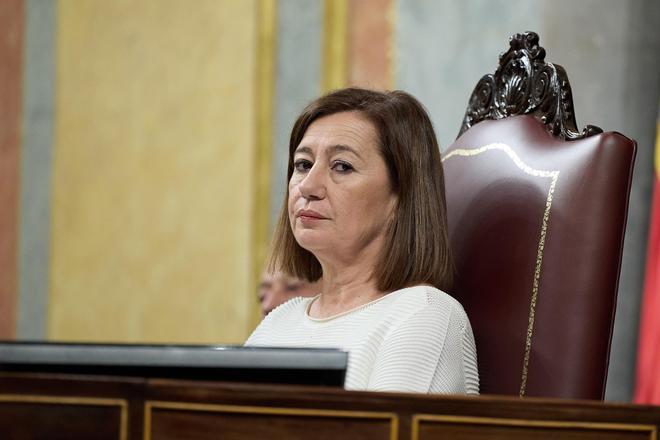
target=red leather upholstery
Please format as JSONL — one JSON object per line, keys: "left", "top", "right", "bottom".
{"left": 444, "top": 115, "right": 636, "bottom": 399}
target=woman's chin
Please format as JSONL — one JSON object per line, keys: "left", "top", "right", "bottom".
{"left": 294, "top": 231, "right": 329, "bottom": 253}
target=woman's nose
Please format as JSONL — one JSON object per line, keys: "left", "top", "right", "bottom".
{"left": 298, "top": 165, "right": 326, "bottom": 200}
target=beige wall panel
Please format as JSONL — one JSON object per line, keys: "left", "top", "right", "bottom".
{"left": 50, "top": 0, "right": 258, "bottom": 343}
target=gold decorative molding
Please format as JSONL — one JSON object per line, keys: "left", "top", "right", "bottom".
{"left": 443, "top": 143, "right": 560, "bottom": 397}
{"left": 322, "top": 0, "right": 348, "bottom": 91}
{"left": 144, "top": 400, "right": 398, "bottom": 440}
{"left": 0, "top": 394, "right": 128, "bottom": 440}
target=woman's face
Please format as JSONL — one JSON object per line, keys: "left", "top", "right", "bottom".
{"left": 288, "top": 111, "right": 397, "bottom": 261}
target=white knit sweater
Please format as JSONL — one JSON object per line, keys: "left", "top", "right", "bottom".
{"left": 245, "top": 285, "right": 479, "bottom": 394}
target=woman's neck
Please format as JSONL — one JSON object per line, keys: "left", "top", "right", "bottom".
{"left": 309, "top": 260, "right": 385, "bottom": 319}
{"left": 307, "top": 228, "right": 390, "bottom": 319}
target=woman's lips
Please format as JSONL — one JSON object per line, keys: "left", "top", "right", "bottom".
{"left": 297, "top": 209, "right": 327, "bottom": 222}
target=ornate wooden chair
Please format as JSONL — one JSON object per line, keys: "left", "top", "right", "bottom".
{"left": 443, "top": 32, "right": 636, "bottom": 400}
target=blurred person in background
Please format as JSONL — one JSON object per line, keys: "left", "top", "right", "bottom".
{"left": 258, "top": 271, "right": 321, "bottom": 318}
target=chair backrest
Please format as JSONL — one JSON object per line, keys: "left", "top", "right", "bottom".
{"left": 443, "top": 32, "right": 636, "bottom": 400}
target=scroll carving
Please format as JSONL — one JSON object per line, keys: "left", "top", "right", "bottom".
{"left": 458, "top": 32, "right": 602, "bottom": 140}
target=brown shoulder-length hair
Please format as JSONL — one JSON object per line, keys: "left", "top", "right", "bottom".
{"left": 269, "top": 87, "right": 453, "bottom": 292}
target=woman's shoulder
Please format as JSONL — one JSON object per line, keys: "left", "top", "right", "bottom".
{"left": 388, "top": 285, "right": 467, "bottom": 319}
{"left": 377, "top": 285, "right": 471, "bottom": 338}
{"left": 245, "top": 296, "right": 315, "bottom": 346}
{"left": 262, "top": 295, "right": 316, "bottom": 323}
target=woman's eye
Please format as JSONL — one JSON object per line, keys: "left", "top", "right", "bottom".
{"left": 285, "top": 283, "right": 301, "bottom": 292}
{"left": 293, "top": 159, "right": 312, "bottom": 172}
{"left": 332, "top": 161, "right": 354, "bottom": 173}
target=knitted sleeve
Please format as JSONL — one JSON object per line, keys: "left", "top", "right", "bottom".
{"left": 367, "top": 300, "right": 479, "bottom": 394}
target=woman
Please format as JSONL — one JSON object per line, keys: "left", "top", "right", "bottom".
{"left": 246, "top": 88, "right": 479, "bottom": 394}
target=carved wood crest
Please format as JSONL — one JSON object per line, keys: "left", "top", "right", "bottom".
{"left": 458, "top": 31, "right": 602, "bottom": 140}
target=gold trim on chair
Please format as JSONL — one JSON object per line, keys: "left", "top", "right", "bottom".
{"left": 442, "top": 143, "right": 560, "bottom": 396}
{"left": 0, "top": 394, "right": 128, "bottom": 440}
{"left": 143, "top": 400, "right": 398, "bottom": 440}
{"left": 411, "top": 414, "right": 657, "bottom": 440}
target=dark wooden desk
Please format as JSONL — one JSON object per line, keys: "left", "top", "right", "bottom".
{"left": 1, "top": 372, "right": 659, "bottom": 439}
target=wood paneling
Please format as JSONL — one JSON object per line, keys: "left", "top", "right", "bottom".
{"left": 0, "top": 396, "right": 127, "bottom": 440}
{"left": 1, "top": 373, "right": 659, "bottom": 440}
{"left": 413, "top": 415, "right": 656, "bottom": 440}
{"left": 147, "top": 402, "right": 396, "bottom": 440}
